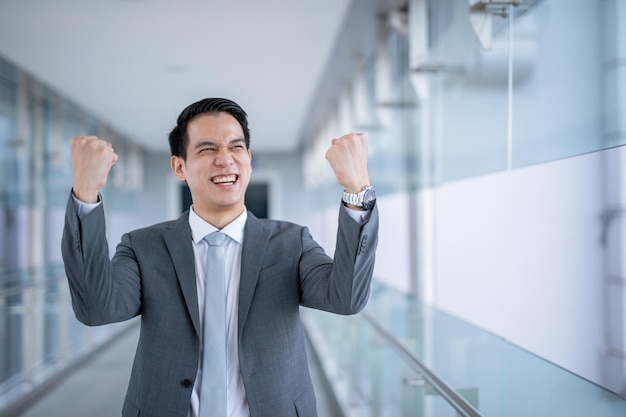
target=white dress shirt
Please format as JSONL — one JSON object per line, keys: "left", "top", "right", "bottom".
{"left": 187, "top": 206, "right": 250, "bottom": 417}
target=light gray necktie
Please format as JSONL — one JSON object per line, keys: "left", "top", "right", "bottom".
{"left": 200, "top": 231, "right": 227, "bottom": 417}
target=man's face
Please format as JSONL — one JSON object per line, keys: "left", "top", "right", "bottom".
{"left": 171, "top": 112, "right": 252, "bottom": 223}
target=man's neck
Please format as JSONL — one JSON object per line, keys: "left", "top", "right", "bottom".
{"left": 191, "top": 205, "right": 245, "bottom": 230}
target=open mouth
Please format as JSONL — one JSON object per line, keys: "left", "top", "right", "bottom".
{"left": 211, "top": 174, "right": 238, "bottom": 185}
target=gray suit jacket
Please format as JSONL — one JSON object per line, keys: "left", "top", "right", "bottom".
{"left": 61, "top": 194, "right": 378, "bottom": 417}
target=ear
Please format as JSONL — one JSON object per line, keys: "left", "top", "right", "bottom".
{"left": 170, "top": 156, "right": 186, "bottom": 182}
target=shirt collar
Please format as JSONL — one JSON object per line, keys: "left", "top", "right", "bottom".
{"left": 189, "top": 206, "right": 247, "bottom": 245}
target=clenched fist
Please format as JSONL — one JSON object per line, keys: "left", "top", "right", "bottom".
{"left": 325, "top": 132, "right": 371, "bottom": 194}
{"left": 70, "top": 136, "right": 118, "bottom": 203}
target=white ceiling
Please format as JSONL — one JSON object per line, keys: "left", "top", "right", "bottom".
{"left": 0, "top": 0, "right": 352, "bottom": 153}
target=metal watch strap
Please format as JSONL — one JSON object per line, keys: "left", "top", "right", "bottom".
{"left": 342, "top": 186, "right": 370, "bottom": 208}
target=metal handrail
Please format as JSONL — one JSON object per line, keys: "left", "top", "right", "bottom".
{"left": 360, "top": 311, "right": 483, "bottom": 417}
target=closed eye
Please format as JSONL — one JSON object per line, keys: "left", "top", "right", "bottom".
{"left": 195, "top": 139, "right": 246, "bottom": 154}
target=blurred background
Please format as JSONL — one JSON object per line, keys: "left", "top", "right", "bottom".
{"left": 1, "top": 0, "right": 625, "bottom": 416}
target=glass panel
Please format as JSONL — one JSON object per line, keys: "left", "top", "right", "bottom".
{"left": 0, "top": 54, "right": 143, "bottom": 411}
{"left": 67, "top": 304, "right": 88, "bottom": 352}
{"left": 0, "top": 74, "right": 16, "bottom": 277}
{"left": 364, "top": 282, "right": 626, "bottom": 417}
{"left": 44, "top": 274, "right": 61, "bottom": 362}
{"left": 303, "top": 308, "right": 464, "bottom": 416}
{"left": 427, "top": 0, "right": 510, "bottom": 184}
{"left": 0, "top": 291, "right": 23, "bottom": 389}
{"left": 44, "top": 92, "right": 73, "bottom": 209}
{"left": 511, "top": 0, "right": 611, "bottom": 168}
{"left": 421, "top": 0, "right": 622, "bottom": 184}
{"left": 369, "top": 24, "right": 422, "bottom": 194}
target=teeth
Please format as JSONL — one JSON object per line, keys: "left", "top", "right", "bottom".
{"left": 212, "top": 175, "right": 237, "bottom": 184}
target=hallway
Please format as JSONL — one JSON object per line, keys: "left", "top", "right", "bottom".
{"left": 17, "top": 325, "right": 138, "bottom": 417}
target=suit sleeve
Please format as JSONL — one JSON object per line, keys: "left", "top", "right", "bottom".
{"left": 61, "top": 192, "right": 142, "bottom": 326}
{"left": 298, "top": 203, "right": 379, "bottom": 315}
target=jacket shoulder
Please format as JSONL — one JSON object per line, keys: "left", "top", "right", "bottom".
{"left": 126, "top": 212, "right": 189, "bottom": 238}
{"left": 250, "top": 216, "right": 307, "bottom": 237}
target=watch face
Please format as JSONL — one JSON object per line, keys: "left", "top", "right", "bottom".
{"left": 362, "top": 187, "right": 376, "bottom": 210}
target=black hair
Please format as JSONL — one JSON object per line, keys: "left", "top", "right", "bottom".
{"left": 168, "top": 97, "right": 250, "bottom": 160}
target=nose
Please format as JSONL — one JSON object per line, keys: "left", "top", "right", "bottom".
{"left": 214, "top": 146, "right": 234, "bottom": 166}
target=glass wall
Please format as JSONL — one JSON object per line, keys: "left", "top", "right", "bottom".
{"left": 0, "top": 55, "right": 141, "bottom": 413}
{"left": 303, "top": 282, "right": 626, "bottom": 416}
{"left": 299, "top": 0, "right": 626, "bottom": 400}
{"left": 303, "top": 0, "right": 624, "bottom": 195}
{"left": 424, "top": 0, "right": 614, "bottom": 184}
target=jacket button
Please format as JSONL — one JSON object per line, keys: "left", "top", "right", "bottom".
{"left": 181, "top": 379, "right": 192, "bottom": 388}
{"left": 359, "top": 235, "right": 368, "bottom": 254}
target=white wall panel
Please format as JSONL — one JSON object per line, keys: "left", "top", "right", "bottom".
{"left": 432, "top": 147, "right": 609, "bottom": 385}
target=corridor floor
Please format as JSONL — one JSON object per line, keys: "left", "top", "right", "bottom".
{"left": 18, "top": 325, "right": 138, "bottom": 417}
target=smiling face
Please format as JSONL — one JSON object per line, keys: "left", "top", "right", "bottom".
{"left": 170, "top": 112, "right": 252, "bottom": 228}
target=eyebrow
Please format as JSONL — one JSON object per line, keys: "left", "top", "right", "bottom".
{"left": 193, "top": 138, "right": 246, "bottom": 149}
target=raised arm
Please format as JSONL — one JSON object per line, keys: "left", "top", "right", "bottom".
{"left": 62, "top": 136, "right": 141, "bottom": 326}
{"left": 299, "top": 133, "right": 378, "bottom": 314}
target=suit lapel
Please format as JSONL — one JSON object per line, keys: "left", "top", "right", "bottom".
{"left": 239, "top": 212, "right": 271, "bottom": 337}
{"left": 163, "top": 212, "right": 201, "bottom": 338}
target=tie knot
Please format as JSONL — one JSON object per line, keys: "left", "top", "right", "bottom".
{"left": 204, "top": 231, "right": 226, "bottom": 247}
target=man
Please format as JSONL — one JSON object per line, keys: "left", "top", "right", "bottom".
{"left": 61, "top": 97, "right": 378, "bottom": 417}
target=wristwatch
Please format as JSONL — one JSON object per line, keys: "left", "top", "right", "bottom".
{"left": 342, "top": 186, "right": 376, "bottom": 210}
